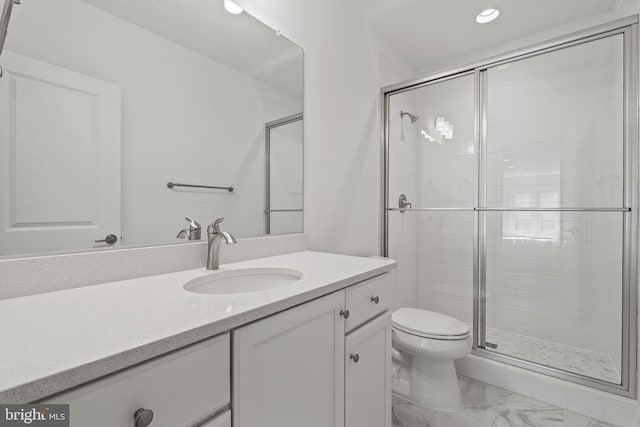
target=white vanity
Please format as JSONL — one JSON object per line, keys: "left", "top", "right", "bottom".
{"left": 0, "top": 251, "right": 396, "bottom": 427}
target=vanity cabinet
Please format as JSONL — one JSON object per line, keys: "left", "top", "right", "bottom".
{"left": 233, "top": 273, "right": 392, "bottom": 427}
{"left": 48, "top": 333, "right": 230, "bottom": 427}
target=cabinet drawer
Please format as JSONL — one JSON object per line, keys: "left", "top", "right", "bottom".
{"left": 345, "top": 273, "right": 391, "bottom": 332}
{"left": 49, "top": 333, "right": 230, "bottom": 427}
{"left": 200, "top": 410, "right": 231, "bottom": 427}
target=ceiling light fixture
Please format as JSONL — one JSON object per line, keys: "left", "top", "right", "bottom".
{"left": 224, "top": 0, "right": 243, "bottom": 14}
{"left": 476, "top": 8, "right": 500, "bottom": 24}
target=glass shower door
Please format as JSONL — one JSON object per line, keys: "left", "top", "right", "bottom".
{"left": 386, "top": 74, "right": 476, "bottom": 325}
{"left": 479, "top": 33, "right": 627, "bottom": 385}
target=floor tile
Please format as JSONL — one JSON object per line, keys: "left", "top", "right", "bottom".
{"left": 392, "top": 376, "right": 618, "bottom": 427}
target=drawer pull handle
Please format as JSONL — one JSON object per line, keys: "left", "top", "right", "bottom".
{"left": 350, "top": 353, "right": 360, "bottom": 363}
{"left": 371, "top": 296, "right": 380, "bottom": 304}
{"left": 340, "top": 309, "right": 350, "bottom": 319}
{"left": 134, "top": 408, "right": 154, "bottom": 427}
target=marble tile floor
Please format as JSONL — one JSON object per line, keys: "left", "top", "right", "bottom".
{"left": 392, "top": 376, "right": 618, "bottom": 427}
{"left": 485, "top": 328, "right": 620, "bottom": 384}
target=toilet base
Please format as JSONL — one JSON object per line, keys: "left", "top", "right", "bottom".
{"left": 392, "top": 354, "right": 463, "bottom": 411}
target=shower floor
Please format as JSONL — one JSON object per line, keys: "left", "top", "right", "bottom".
{"left": 392, "top": 376, "right": 617, "bottom": 427}
{"left": 485, "top": 328, "right": 620, "bottom": 384}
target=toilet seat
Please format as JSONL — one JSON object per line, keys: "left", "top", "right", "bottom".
{"left": 392, "top": 308, "right": 470, "bottom": 340}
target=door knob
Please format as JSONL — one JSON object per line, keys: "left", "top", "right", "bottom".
{"left": 340, "top": 310, "right": 350, "bottom": 319}
{"left": 134, "top": 408, "right": 154, "bottom": 427}
{"left": 350, "top": 353, "right": 360, "bottom": 363}
{"left": 95, "top": 234, "right": 118, "bottom": 244}
{"left": 371, "top": 296, "right": 380, "bottom": 304}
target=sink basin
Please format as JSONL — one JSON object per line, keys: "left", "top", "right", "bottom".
{"left": 184, "top": 267, "right": 303, "bottom": 295}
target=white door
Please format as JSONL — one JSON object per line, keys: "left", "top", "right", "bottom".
{"left": 0, "top": 51, "right": 121, "bottom": 256}
{"left": 345, "top": 312, "right": 392, "bottom": 427}
{"left": 233, "top": 291, "right": 346, "bottom": 427}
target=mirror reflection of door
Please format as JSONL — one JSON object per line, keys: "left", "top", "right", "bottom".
{"left": 0, "top": 51, "right": 121, "bottom": 256}
{"left": 265, "top": 114, "right": 303, "bottom": 235}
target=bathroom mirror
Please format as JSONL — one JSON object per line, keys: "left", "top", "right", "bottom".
{"left": 0, "top": 0, "right": 304, "bottom": 258}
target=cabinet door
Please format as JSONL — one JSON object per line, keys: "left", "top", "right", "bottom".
{"left": 345, "top": 312, "right": 391, "bottom": 427}
{"left": 233, "top": 291, "right": 345, "bottom": 427}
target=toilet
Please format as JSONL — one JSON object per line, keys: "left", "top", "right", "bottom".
{"left": 391, "top": 308, "right": 472, "bottom": 411}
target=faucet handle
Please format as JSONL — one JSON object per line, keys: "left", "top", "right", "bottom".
{"left": 208, "top": 217, "right": 225, "bottom": 233}
{"left": 185, "top": 217, "right": 201, "bottom": 230}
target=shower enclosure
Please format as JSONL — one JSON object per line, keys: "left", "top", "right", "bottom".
{"left": 383, "top": 17, "right": 638, "bottom": 397}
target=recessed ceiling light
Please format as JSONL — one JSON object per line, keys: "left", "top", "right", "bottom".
{"left": 224, "top": 0, "right": 243, "bottom": 14}
{"left": 476, "top": 8, "right": 500, "bottom": 24}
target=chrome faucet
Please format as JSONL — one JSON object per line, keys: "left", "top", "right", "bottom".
{"left": 207, "top": 217, "right": 237, "bottom": 270}
{"left": 177, "top": 217, "right": 201, "bottom": 240}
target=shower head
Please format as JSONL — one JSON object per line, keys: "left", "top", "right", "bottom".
{"left": 400, "top": 110, "right": 419, "bottom": 124}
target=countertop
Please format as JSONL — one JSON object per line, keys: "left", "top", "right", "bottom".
{"left": 0, "top": 251, "right": 396, "bottom": 403}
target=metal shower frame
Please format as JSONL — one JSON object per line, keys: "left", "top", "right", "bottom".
{"left": 381, "top": 16, "right": 639, "bottom": 398}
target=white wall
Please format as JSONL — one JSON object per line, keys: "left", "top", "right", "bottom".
{"left": 376, "top": 36, "right": 416, "bottom": 89}
{"left": 235, "top": 0, "right": 383, "bottom": 256}
{"left": 5, "top": 0, "right": 300, "bottom": 248}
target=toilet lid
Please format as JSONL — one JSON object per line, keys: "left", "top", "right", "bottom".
{"left": 392, "top": 308, "right": 470, "bottom": 338}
